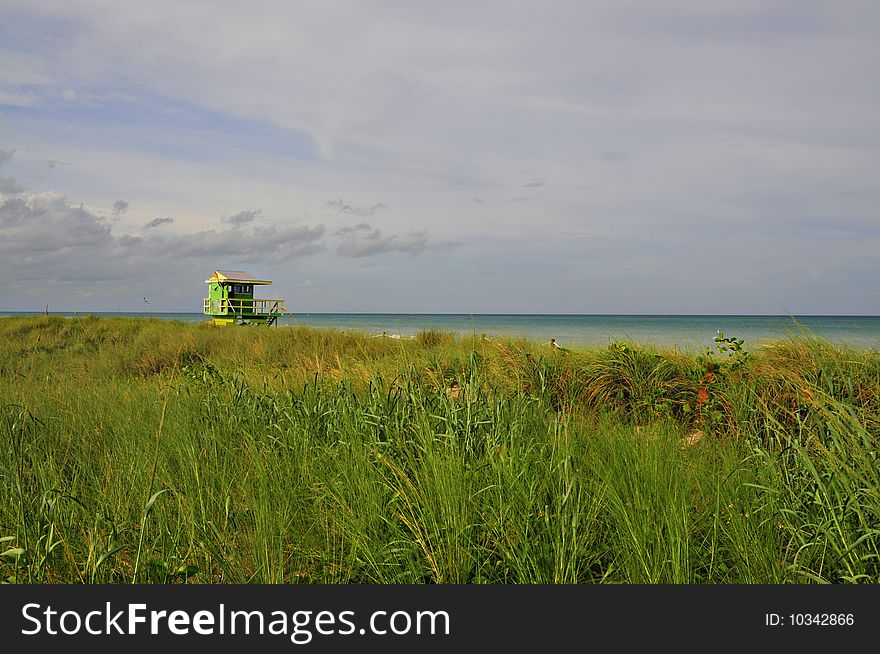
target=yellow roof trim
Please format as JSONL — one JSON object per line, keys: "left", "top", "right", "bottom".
{"left": 205, "top": 270, "right": 272, "bottom": 285}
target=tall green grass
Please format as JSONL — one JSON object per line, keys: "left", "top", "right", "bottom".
{"left": 0, "top": 316, "right": 877, "bottom": 583}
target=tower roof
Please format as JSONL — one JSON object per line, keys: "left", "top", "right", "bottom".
{"left": 205, "top": 270, "right": 272, "bottom": 285}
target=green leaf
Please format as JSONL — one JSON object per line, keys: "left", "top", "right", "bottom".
{"left": 173, "top": 565, "right": 199, "bottom": 578}
{"left": 95, "top": 543, "right": 126, "bottom": 569}
{"left": 1, "top": 548, "right": 25, "bottom": 558}
{"left": 144, "top": 489, "right": 174, "bottom": 516}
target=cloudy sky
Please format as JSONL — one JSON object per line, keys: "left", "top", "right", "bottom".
{"left": 1, "top": 0, "right": 878, "bottom": 314}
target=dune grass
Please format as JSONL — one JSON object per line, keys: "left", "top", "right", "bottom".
{"left": 0, "top": 315, "right": 878, "bottom": 583}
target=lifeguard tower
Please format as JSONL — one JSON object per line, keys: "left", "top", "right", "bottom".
{"left": 203, "top": 270, "right": 288, "bottom": 326}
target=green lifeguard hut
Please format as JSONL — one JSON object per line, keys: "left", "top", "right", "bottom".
{"left": 203, "top": 270, "right": 288, "bottom": 326}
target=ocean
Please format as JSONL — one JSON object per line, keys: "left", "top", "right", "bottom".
{"left": 3, "top": 312, "right": 878, "bottom": 351}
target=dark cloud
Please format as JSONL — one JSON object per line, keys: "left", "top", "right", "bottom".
{"left": 144, "top": 216, "right": 174, "bottom": 228}
{"left": 221, "top": 209, "right": 262, "bottom": 225}
{"left": 326, "top": 198, "right": 352, "bottom": 213}
{"left": 335, "top": 222, "right": 372, "bottom": 236}
{"left": 0, "top": 148, "right": 14, "bottom": 170}
{"left": 335, "top": 222, "right": 455, "bottom": 258}
{"left": 0, "top": 195, "right": 114, "bottom": 265}
{"left": 0, "top": 178, "right": 25, "bottom": 195}
{"left": 160, "top": 224, "right": 325, "bottom": 260}
{"left": 0, "top": 193, "right": 326, "bottom": 286}
{"left": 112, "top": 200, "right": 129, "bottom": 216}
{"left": 324, "top": 198, "right": 387, "bottom": 217}
{"left": 324, "top": 198, "right": 352, "bottom": 213}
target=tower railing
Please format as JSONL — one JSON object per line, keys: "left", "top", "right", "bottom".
{"left": 203, "top": 298, "right": 287, "bottom": 316}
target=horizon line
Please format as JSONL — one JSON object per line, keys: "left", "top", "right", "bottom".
{"left": 2, "top": 310, "right": 879, "bottom": 318}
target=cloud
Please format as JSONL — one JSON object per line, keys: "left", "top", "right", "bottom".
{"left": 0, "top": 90, "right": 39, "bottom": 107}
{"left": 324, "top": 198, "right": 388, "bottom": 217}
{"left": 335, "top": 222, "right": 455, "bottom": 258}
{"left": 0, "top": 194, "right": 115, "bottom": 277}
{"left": 221, "top": 209, "right": 262, "bottom": 225}
{"left": 160, "top": 223, "right": 325, "bottom": 260}
{"left": 112, "top": 200, "right": 129, "bottom": 215}
{"left": 0, "top": 192, "right": 325, "bottom": 287}
{"left": 0, "top": 148, "right": 14, "bottom": 170}
{"left": 144, "top": 216, "right": 174, "bottom": 228}
{"left": 335, "top": 222, "right": 371, "bottom": 236}
{"left": 0, "top": 178, "right": 25, "bottom": 195}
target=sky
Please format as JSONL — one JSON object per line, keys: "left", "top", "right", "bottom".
{"left": 0, "top": 0, "right": 878, "bottom": 314}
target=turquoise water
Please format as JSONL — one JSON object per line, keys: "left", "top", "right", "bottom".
{"left": 3, "top": 312, "right": 878, "bottom": 351}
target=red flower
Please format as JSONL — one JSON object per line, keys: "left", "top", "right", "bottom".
{"left": 697, "top": 386, "right": 709, "bottom": 408}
